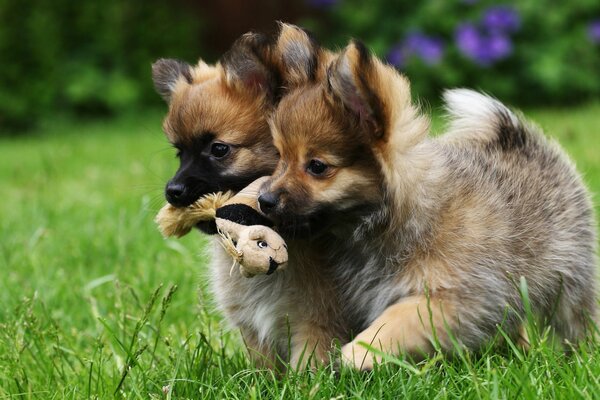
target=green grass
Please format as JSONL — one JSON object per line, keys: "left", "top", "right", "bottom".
{"left": 1, "top": 104, "right": 599, "bottom": 399}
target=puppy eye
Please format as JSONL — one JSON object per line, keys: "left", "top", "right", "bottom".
{"left": 211, "top": 143, "right": 230, "bottom": 158}
{"left": 257, "top": 240, "right": 268, "bottom": 249}
{"left": 307, "top": 159, "right": 328, "bottom": 176}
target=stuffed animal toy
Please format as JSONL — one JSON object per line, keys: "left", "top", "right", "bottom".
{"left": 155, "top": 177, "right": 288, "bottom": 278}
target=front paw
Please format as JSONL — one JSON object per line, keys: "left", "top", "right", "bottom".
{"left": 340, "top": 341, "right": 378, "bottom": 371}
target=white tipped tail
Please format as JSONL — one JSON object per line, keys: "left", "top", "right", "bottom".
{"left": 442, "top": 89, "right": 521, "bottom": 145}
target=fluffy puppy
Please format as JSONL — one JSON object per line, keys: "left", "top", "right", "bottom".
{"left": 259, "top": 40, "right": 597, "bottom": 370}
{"left": 154, "top": 24, "right": 342, "bottom": 370}
{"left": 152, "top": 33, "right": 279, "bottom": 230}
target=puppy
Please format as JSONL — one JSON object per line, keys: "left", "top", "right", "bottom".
{"left": 259, "top": 40, "right": 598, "bottom": 370}
{"left": 154, "top": 24, "right": 341, "bottom": 370}
{"left": 152, "top": 34, "right": 279, "bottom": 232}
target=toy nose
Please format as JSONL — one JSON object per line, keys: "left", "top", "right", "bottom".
{"left": 258, "top": 192, "right": 279, "bottom": 214}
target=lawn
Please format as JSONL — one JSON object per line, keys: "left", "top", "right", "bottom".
{"left": 1, "top": 103, "right": 599, "bottom": 399}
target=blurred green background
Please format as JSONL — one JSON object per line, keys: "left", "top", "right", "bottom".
{"left": 1, "top": 0, "right": 600, "bottom": 133}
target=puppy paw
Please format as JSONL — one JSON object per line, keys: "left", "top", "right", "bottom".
{"left": 340, "top": 341, "right": 377, "bottom": 371}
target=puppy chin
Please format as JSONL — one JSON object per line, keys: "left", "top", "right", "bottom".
{"left": 272, "top": 207, "right": 334, "bottom": 240}
{"left": 274, "top": 200, "right": 380, "bottom": 240}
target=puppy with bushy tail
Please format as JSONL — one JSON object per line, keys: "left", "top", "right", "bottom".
{"left": 259, "top": 38, "right": 598, "bottom": 370}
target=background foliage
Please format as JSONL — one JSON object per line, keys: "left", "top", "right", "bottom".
{"left": 0, "top": 0, "right": 203, "bottom": 131}
{"left": 0, "top": 0, "right": 600, "bottom": 134}
{"left": 1, "top": 0, "right": 599, "bottom": 133}
{"left": 305, "top": 0, "right": 600, "bottom": 105}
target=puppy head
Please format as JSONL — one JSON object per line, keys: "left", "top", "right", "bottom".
{"left": 152, "top": 33, "right": 279, "bottom": 209}
{"left": 259, "top": 40, "right": 427, "bottom": 238}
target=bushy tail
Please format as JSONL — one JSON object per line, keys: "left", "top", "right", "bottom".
{"left": 442, "top": 89, "right": 529, "bottom": 150}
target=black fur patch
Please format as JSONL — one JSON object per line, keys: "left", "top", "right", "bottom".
{"left": 300, "top": 27, "right": 320, "bottom": 82}
{"left": 495, "top": 111, "right": 527, "bottom": 151}
{"left": 195, "top": 220, "right": 218, "bottom": 235}
{"left": 168, "top": 131, "right": 275, "bottom": 206}
{"left": 216, "top": 204, "right": 274, "bottom": 227}
{"left": 352, "top": 39, "right": 371, "bottom": 68}
{"left": 350, "top": 40, "right": 387, "bottom": 140}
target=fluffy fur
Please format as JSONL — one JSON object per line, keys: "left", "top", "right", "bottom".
{"left": 152, "top": 35, "right": 279, "bottom": 211}
{"left": 201, "top": 25, "right": 349, "bottom": 370}
{"left": 253, "top": 40, "right": 598, "bottom": 370}
{"left": 153, "top": 24, "right": 342, "bottom": 369}
{"left": 156, "top": 25, "right": 597, "bottom": 372}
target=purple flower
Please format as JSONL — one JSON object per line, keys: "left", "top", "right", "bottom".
{"left": 386, "top": 45, "right": 406, "bottom": 67}
{"left": 306, "top": 0, "right": 338, "bottom": 8}
{"left": 482, "top": 6, "right": 521, "bottom": 33}
{"left": 387, "top": 32, "right": 444, "bottom": 67}
{"left": 404, "top": 32, "right": 445, "bottom": 65}
{"left": 455, "top": 23, "right": 513, "bottom": 66}
{"left": 455, "top": 23, "right": 481, "bottom": 57}
{"left": 487, "top": 33, "right": 512, "bottom": 59}
{"left": 588, "top": 20, "right": 600, "bottom": 44}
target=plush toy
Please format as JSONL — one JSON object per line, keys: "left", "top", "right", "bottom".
{"left": 155, "top": 177, "right": 288, "bottom": 278}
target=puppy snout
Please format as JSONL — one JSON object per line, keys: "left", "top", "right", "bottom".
{"left": 258, "top": 192, "right": 280, "bottom": 214}
{"left": 165, "top": 181, "right": 194, "bottom": 207}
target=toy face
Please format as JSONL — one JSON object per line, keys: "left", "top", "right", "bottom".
{"left": 220, "top": 224, "right": 288, "bottom": 278}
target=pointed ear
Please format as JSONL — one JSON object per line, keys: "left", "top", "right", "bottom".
{"left": 327, "top": 40, "right": 389, "bottom": 141}
{"left": 220, "top": 32, "right": 276, "bottom": 99}
{"left": 151, "top": 58, "right": 192, "bottom": 103}
{"left": 274, "top": 22, "right": 321, "bottom": 87}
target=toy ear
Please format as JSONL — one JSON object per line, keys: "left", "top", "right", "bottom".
{"left": 326, "top": 40, "right": 389, "bottom": 141}
{"left": 152, "top": 58, "right": 193, "bottom": 103}
{"left": 247, "top": 227, "right": 265, "bottom": 242}
{"left": 221, "top": 32, "right": 277, "bottom": 99}
{"left": 274, "top": 22, "right": 321, "bottom": 87}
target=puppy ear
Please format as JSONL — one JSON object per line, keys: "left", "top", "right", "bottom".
{"left": 327, "top": 40, "right": 389, "bottom": 141}
{"left": 221, "top": 32, "right": 276, "bottom": 99}
{"left": 151, "top": 59, "right": 192, "bottom": 103}
{"left": 274, "top": 22, "right": 321, "bottom": 87}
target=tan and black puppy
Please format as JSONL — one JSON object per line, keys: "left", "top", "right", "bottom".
{"left": 152, "top": 34, "right": 279, "bottom": 232}
{"left": 154, "top": 24, "right": 342, "bottom": 370}
{"left": 259, "top": 40, "right": 597, "bottom": 370}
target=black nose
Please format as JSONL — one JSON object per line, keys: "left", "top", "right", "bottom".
{"left": 165, "top": 182, "right": 189, "bottom": 207}
{"left": 258, "top": 192, "right": 279, "bottom": 214}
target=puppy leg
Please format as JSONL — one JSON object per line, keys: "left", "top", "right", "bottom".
{"left": 290, "top": 322, "right": 334, "bottom": 369}
{"left": 340, "top": 295, "right": 455, "bottom": 371}
{"left": 240, "top": 327, "right": 281, "bottom": 371}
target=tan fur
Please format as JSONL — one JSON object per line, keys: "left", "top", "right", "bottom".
{"left": 259, "top": 39, "right": 597, "bottom": 371}
{"left": 209, "top": 237, "right": 348, "bottom": 369}
{"left": 155, "top": 192, "right": 232, "bottom": 237}
{"left": 154, "top": 26, "right": 347, "bottom": 369}
{"left": 240, "top": 326, "right": 283, "bottom": 371}
{"left": 341, "top": 295, "right": 454, "bottom": 369}
{"left": 163, "top": 62, "right": 278, "bottom": 176}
